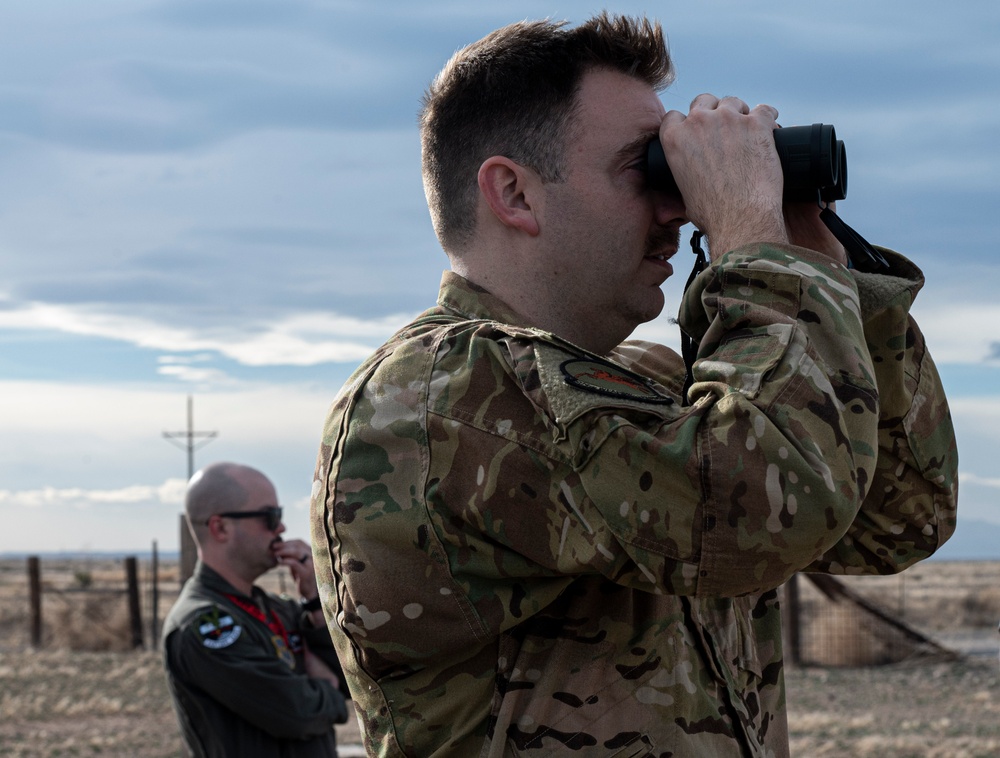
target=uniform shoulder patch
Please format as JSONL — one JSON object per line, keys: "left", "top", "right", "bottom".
{"left": 196, "top": 607, "right": 242, "bottom": 649}
{"left": 561, "top": 357, "right": 673, "bottom": 405}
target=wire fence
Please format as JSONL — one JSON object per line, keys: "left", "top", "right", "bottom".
{"left": 0, "top": 553, "right": 181, "bottom": 652}
{"left": 0, "top": 552, "right": 296, "bottom": 652}
{"left": 3, "top": 555, "right": 998, "bottom": 664}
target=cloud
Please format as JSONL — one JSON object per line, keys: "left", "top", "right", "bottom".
{"left": 0, "top": 479, "right": 186, "bottom": 509}
{"left": 0, "top": 378, "right": 336, "bottom": 550}
{"left": 0, "top": 475, "right": 311, "bottom": 553}
{"left": 899, "top": 303, "right": 1000, "bottom": 366}
{"left": 0, "top": 297, "right": 413, "bottom": 366}
{"left": 0, "top": 2, "right": 453, "bottom": 155}
{"left": 960, "top": 472, "right": 1000, "bottom": 490}
{"left": 157, "top": 363, "right": 237, "bottom": 385}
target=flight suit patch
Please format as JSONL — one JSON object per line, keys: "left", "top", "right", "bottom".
{"left": 561, "top": 357, "right": 673, "bottom": 405}
{"left": 198, "top": 611, "right": 242, "bottom": 649}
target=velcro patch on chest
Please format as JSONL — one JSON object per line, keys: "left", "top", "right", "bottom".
{"left": 561, "top": 357, "right": 673, "bottom": 405}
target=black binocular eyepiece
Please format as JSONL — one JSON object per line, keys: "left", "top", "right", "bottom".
{"left": 646, "top": 123, "right": 848, "bottom": 203}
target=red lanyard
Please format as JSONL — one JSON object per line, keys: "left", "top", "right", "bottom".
{"left": 225, "top": 593, "right": 292, "bottom": 650}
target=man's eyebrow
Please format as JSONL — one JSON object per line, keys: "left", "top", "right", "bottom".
{"left": 616, "top": 132, "right": 658, "bottom": 161}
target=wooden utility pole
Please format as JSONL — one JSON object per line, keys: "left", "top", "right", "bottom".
{"left": 163, "top": 395, "right": 217, "bottom": 584}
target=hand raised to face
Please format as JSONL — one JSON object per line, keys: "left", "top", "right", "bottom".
{"left": 272, "top": 538, "right": 319, "bottom": 601}
{"left": 659, "top": 93, "right": 788, "bottom": 258}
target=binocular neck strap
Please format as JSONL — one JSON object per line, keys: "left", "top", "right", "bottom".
{"left": 677, "top": 213, "right": 891, "bottom": 403}
{"left": 818, "top": 206, "right": 891, "bottom": 273}
{"left": 679, "top": 231, "right": 708, "bottom": 405}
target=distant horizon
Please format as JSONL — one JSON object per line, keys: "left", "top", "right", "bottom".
{"left": 3, "top": 513, "right": 998, "bottom": 564}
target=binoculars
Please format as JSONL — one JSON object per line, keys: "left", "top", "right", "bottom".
{"left": 646, "top": 123, "right": 847, "bottom": 203}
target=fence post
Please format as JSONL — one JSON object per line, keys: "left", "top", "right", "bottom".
{"left": 151, "top": 540, "right": 160, "bottom": 649}
{"left": 28, "top": 556, "right": 42, "bottom": 647}
{"left": 124, "top": 556, "right": 144, "bottom": 649}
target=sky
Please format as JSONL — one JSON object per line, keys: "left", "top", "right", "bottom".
{"left": 1, "top": 0, "right": 998, "bottom": 559}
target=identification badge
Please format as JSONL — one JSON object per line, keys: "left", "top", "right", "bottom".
{"left": 271, "top": 635, "right": 296, "bottom": 669}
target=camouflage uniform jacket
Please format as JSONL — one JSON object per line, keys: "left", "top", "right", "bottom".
{"left": 162, "top": 562, "right": 350, "bottom": 758}
{"left": 311, "top": 243, "right": 957, "bottom": 757}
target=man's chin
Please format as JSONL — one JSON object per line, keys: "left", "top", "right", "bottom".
{"left": 633, "top": 293, "right": 666, "bottom": 325}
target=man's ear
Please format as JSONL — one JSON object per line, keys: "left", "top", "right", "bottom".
{"left": 477, "top": 156, "right": 541, "bottom": 237}
{"left": 206, "top": 515, "right": 229, "bottom": 543}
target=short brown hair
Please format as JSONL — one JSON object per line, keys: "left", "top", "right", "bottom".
{"left": 419, "top": 13, "right": 673, "bottom": 253}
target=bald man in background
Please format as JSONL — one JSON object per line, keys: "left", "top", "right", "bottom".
{"left": 162, "top": 462, "right": 349, "bottom": 757}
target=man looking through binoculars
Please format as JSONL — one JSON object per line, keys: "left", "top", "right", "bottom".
{"left": 310, "top": 13, "right": 958, "bottom": 757}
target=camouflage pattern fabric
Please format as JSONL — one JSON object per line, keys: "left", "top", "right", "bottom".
{"left": 310, "top": 242, "right": 958, "bottom": 757}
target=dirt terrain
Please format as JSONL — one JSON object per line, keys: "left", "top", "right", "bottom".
{"left": 0, "top": 557, "right": 997, "bottom": 757}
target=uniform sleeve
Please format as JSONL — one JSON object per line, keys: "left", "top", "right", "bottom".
{"left": 805, "top": 248, "right": 958, "bottom": 574}
{"left": 164, "top": 605, "right": 348, "bottom": 739}
{"left": 554, "top": 244, "right": 955, "bottom": 596}
{"left": 551, "top": 243, "right": 884, "bottom": 597}
{"left": 295, "top": 607, "right": 352, "bottom": 700}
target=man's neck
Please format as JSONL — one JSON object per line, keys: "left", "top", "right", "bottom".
{"left": 202, "top": 556, "right": 255, "bottom": 597}
{"left": 452, "top": 273, "right": 615, "bottom": 355}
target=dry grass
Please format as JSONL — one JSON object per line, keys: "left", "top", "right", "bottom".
{"left": 786, "top": 659, "right": 1000, "bottom": 757}
{"left": 46, "top": 594, "right": 134, "bottom": 652}
{"left": 0, "top": 557, "right": 998, "bottom": 756}
{"left": 0, "top": 649, "right": 182, "bottom": 757}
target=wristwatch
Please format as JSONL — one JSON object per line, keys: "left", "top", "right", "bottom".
{"left": 301, "top": 596, "right": 322, "bottom": 612}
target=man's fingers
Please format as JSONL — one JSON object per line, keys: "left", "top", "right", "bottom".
{"left": 752, "top": 103, "right": 780, "bottom": 124}
{"left": 662, "top": 108, "right": 686, "bottom": 126}
{"left": 689, "top": 93, "right": 753, "bottom": 115}
{"left": 718, "top": 96, "right": 750, "bottom": 115}
{"left": 686, "top": 94, "right": 778, "bottom": 124}
{"left": 688, "top": 92, "right": 720, "bottom": 110}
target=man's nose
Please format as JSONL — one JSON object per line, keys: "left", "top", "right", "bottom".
{"left": 653, "top": 190, "right": 687, "bottom": 227}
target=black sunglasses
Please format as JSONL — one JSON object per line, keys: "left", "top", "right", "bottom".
{"left": 209, "top": 506, "right": 283, "bottom": 531}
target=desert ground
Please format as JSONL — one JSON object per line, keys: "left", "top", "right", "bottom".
{"left": 0, "top": 556, "right": 997, "bottom": 757}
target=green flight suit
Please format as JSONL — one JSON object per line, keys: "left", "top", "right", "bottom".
{"left": 163, "top": 562, "right": 350, "bottom": 757}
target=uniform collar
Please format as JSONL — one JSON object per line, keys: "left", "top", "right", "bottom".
{"left": 436, "top": 271, "right": 532, "bottom": 327}
{"left": 195, "top": 561, "right": 262, "bottom": 603}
